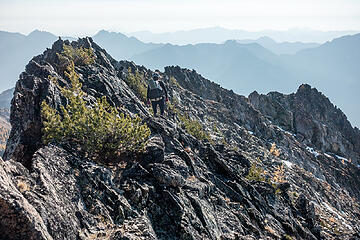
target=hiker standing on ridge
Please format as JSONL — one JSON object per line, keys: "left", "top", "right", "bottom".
{"left": 147, "top": 72, "right": 168, "bottom": 117}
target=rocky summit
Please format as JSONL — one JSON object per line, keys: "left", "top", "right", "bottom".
{"left": 0, "top": 37, "right": 359, "bottom": 240}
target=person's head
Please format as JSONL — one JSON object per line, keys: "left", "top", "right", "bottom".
{"left": 152, "top": 72, "right": 160, "bottom": 81}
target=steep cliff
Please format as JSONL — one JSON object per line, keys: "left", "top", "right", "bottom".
{"left": 249, "top": 85, "right": 360, "bottom": 163}
{"left": 0, "top": 38, "right": 359, "bottom": 240}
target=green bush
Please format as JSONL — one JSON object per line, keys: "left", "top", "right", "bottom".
{"left": 169, "top": 76, "right": 180, "bottom": 88}
{"left": 167, "top": 100, "right": 210, "bottom": 142}
{"left": 179, "top": 113, "right": 211, "bottom": 141}
{"left": 246, "top": 159, "right": 266, "bottom": 182}
{"left": 125, "top": 68, "right": 147, "bottom": 102}
{"left": 167, "top": 101, "right": 179, "bottom": 115}
{"left": 57, "top": 44, "right": 95, "bottom": 66}
{"left": 41, "top": 62, "right": 151, "bottom": 162}
{"left": 284, "top": 235, "right": 293, "bottom": 240}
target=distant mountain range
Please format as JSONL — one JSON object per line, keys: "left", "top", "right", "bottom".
{"left": 0, "top": 29, "right": 323, "bottom": 91}
{"left": 0, "top": 30, "right": 58, "bottom": 91}
{"left": 236, "top": 36, "right": 320, "bottom": 55}
{"left": 92, "top": 30, "right": 163, "bottom": 60}
{"left": 0, "top": 29, "right": 359, "bottom": 127}
{"left": 132, "top": 40, "right": 296, "bottom": 93}
{"left": 129, "top": 26, "right": 358, "bottom": 45}
{"left": 130, "top": 33, "right": 360, "bottom": 128}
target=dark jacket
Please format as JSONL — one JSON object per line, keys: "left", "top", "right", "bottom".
{"left": 147, "top": 80, "right": 168, "bottom": 101}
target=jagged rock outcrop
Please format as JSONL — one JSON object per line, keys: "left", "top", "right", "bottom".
{"left": 249, "top": 85, "right": 360, "bottom": 163}
{"left": 1, "top": 38, "right": 360, "bottom": 239}
{"left": 3, "top": 37, "right": 149, "bottom": 168}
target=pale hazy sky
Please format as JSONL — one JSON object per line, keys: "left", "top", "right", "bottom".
{"left": 0, "top": 0, "right": 359, "bottom": 36}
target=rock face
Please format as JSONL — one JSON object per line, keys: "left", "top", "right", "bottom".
{"left": 249, "top": 85, "right": 360, "bottom": 163}
{"left": 1, "top": 38, "right": 360, "bottom": 239}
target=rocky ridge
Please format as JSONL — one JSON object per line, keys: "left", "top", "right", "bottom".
{"left": 249, "top": 86, "right": 360, "bottom": 163}
{"left": 0, "top": 37, "right": 359, "bottom": 239}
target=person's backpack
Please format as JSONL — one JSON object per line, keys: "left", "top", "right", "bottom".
{"left": 148, "top": 79, "right": 164, "bottom": 100}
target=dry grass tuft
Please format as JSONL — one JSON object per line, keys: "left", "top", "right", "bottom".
{"left": 187, "top": 175, "right": 196, "bottom": 182}
{"left": 185, "top": 146, "right": 192, "bottom": 153}
{"left": 265, "top": 225, "right": 276, "bottom": 235}
{"left": 17, "top": 180, "right": 30, "bottom": 193}
{"left": 270, "top": 143, "right": 281, "bottom": 157}
{"left": 273, "top": 164, "right": 286, "bottom": 183}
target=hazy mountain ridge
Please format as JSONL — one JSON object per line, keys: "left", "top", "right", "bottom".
{"left": 130, "top": 33, "right": 360, "bottom": 127}
{"left": 93, "top": 30, "right": 164, "bottom": 60}
{"left": 0, "top": 30, "right": 58, "bottom": 90}
{"left": 0, "top": 29, "right": 359, "bottom": 127}
{"left": 129, "top": 26, "right": 358, "bottom": 44}
{"left": 0, "top": 38, "right": 359, "bottom": 239}
{"left": 131, "top": 40, "right": 296, "bottom": 94}
{"left": 236, "top": 36, "right": 320, "bottom": 55}
{"left": 0, "top": 29, "right": 160, "bottom": 91}
{"left": 280, "top": 33, "right": 360, "bottom": 128}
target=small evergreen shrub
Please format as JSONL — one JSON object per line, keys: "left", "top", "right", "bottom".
{"left": 212, "top": 123, "right": 220, "bottom": 134}
{"left": 246, "top": 159, "right": 266, "bottom": 182}
{"left": 57, "top": 44, "right": 95, "bottom": 66}
{"left": 212, "top": 122, "right": 228, "bottom": 146}
{"left": 125, "top": 68, "right": 147, "bottom": 102}
{"left": 170, "top": 76, "right": 180, "bottom": 88}
{"left": 56, "top": 44, "right": 95, "bottom": 74}
{"left": 167, "top": 101, "right": 179, "bottom": 115}
{"left": 246, "top": 159, "right": 287, "bottom": 193}
{"left": 179, "top": 113, "right": 211, "bottom": 141}
{"left": 167, "top": 100, "right": 212, "bottom": 142}
{"left": 284, "top": 234, "right": 293, "bottom": 240}
{"left": 41, "top": 62, "right": 151, "bottom": 162}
